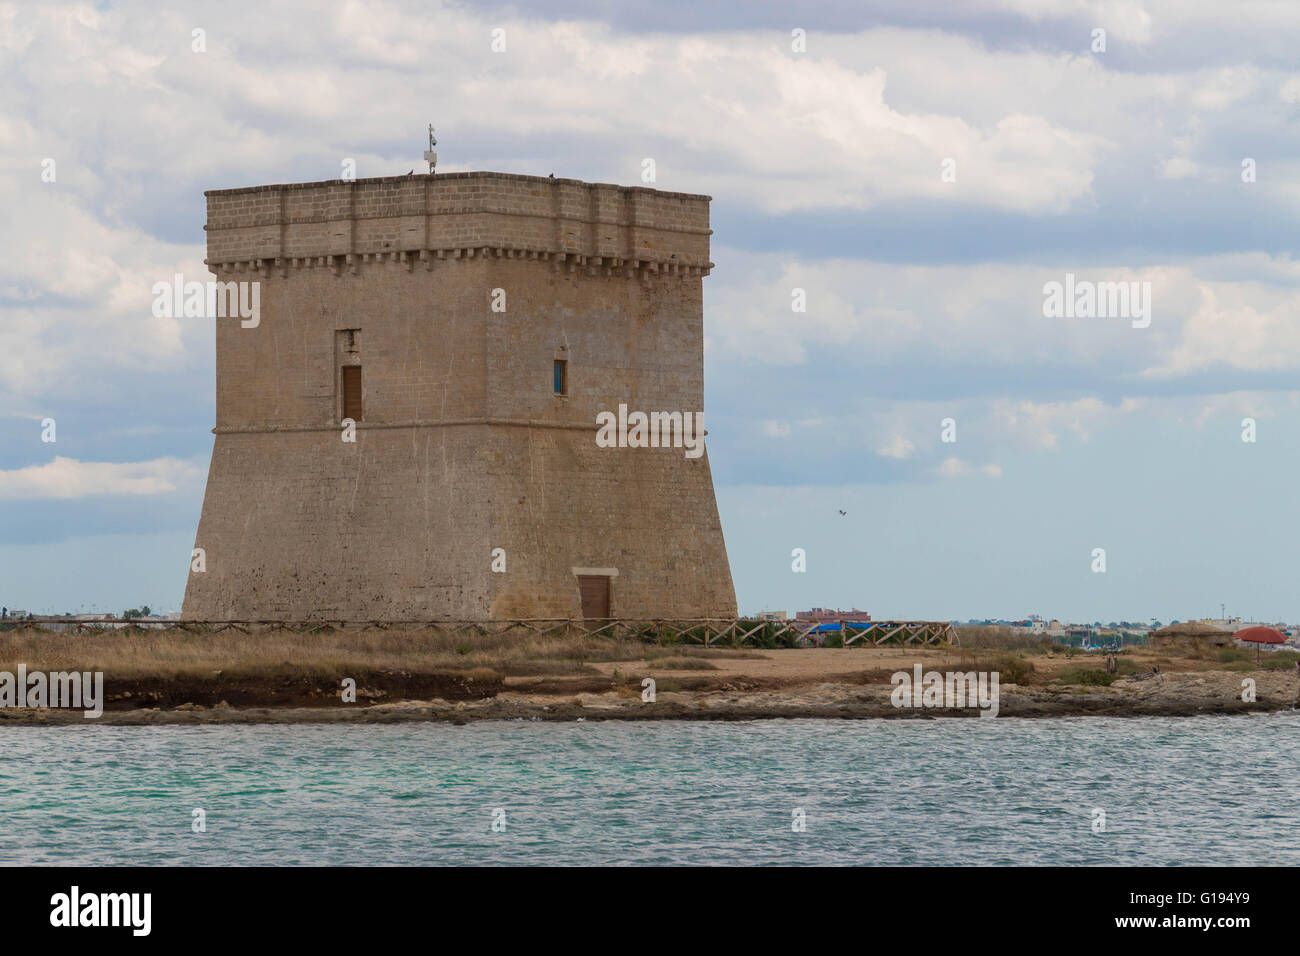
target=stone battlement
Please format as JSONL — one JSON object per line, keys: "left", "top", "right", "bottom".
{"left": 204, "top": 171, "right": 713, "bottom": 274}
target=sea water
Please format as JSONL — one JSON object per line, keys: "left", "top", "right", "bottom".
{"left": 0, "top": 715, "right": 1296, "bottom": 865}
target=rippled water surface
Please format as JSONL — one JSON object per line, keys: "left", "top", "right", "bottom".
{"left": 1, "top": 715, "right": 1297, "bottom": 865}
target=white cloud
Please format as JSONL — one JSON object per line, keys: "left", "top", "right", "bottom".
{"left": 0, "top": 186, "right": 206, "bottom": 398}
{"left": 0, "top": 5, "right": 1108, "bottom": 218}
{"left": 0, "top": 456, "right": 204, "bottom": 499}
{"left": 763, "top": 420, "right": 792, "bottom": 438}
{"left": 936, "top": 457, "right": 1001, "bottom": 478}
{"left": 988, "top": 0, "right": 1153, "bottom": 44}
{"left": 1159, "top": 156, "right": 1199, "bottom": 179}
{"left": 710, "top": 252, "right": 1300, "bottom": 385}
{"left": 937, "top": 456, "right": 971, "bottom": 477}
{"left": 1140, "top": 284, "right": 1300, "bottom": 377}
{"left": 877, "top": 434, "right": 915, "bottom": 459}
{"left": 1188, "top": 66, "right": 1258, "bottom": 110}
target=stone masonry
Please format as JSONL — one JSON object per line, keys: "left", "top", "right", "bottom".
{"left": 181, "top": 171, "right": 738, "bottom": 621}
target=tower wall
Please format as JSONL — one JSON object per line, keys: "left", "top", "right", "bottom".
{"left": 183, "top": 172, "right": 736, "bottom": 621}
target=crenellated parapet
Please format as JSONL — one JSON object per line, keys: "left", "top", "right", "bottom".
{"left": 204, "top": 171, "right": 713, "bottom": 278}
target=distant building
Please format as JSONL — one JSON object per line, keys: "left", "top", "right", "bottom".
{"left": 1197, "top": 617, "right": 1243, "bottom": 632}
{"left": 755, "top": 611, "right": 787, "bottom": 621}
{"left": 1011, "top": 618, "right": 1053, "bottom": 633}
{"left": 1150, "top": 622, "right": 1235, "bottom": 653}
{"left": 795, "top": 607, "right": 871, "bottom": 624}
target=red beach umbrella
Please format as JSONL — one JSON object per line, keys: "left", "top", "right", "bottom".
{"left": 1233, "top": 626, "right": 1287, "bottom": 664}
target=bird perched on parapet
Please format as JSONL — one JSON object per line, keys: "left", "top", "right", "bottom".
{"left": 549, "top": 173, "right": 555, "bottom": 179}
{"left": 407, "top": 169, "right": 414, "bottom": 175}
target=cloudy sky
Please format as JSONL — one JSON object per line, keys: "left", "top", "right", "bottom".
{"left": 3, "top": 0, "right": 1299, "bottom": 622}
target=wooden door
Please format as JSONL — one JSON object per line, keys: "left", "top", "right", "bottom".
{"left": 577, "top": 575, "right": 610, "bottom": 619}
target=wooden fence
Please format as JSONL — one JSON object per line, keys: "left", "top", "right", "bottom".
{"left": 1, "top": 617, "right": 960, "bottom": 647}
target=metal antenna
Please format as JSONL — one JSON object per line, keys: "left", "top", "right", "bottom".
{"left": 424, "top": 124, "right": 438, "bottom": 175}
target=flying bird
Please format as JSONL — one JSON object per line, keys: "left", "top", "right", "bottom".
{"left": 838, "top": 510, "right": 847, "bottom": 516}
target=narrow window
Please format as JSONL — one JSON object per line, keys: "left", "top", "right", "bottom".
{"left": 342, "top": 366, "right": 363, "bottom": 421}
{"left": 553, "top": 359, "right": 567, "bottom": 395}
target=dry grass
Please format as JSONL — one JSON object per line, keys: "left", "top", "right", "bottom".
{"left": 0, "top": 625, "right": 756, "bottom": 679}
{"left": 954, "top": 625, "right": 1055, "bottom": 651}
{"left": 944, "top": 649, "right": 1038, "bottom": 685}
{"left": 632, "top": 656, "right": 720, "bottom": 671}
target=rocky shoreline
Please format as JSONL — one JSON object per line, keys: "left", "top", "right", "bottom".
{"left": 1, "top": 668, "right": 1294, "bottom": 725}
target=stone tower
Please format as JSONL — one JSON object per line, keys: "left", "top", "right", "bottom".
{"left": 181, "top": 171, "right": 737, "bottom": 621}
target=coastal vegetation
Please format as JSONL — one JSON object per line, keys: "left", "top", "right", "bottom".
{"left": 0, "top": 621, "right": 1296, "bottom": 721}
{"left": 0, "top": 624, "right": 757, "bottom": 680}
